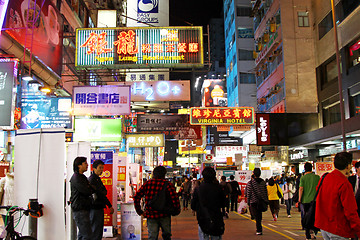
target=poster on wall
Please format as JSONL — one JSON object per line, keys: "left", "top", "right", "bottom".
{"left": 5, "top": 0, "right": 63, "bottom": 75}
{"left": 91, "top": 151, "right": 113, "bottom": 227}
{"left": 121, "top": 203, "right": 142, "bottom": 240}
{"left": 0, "top": 60, "right": 17, "bottom": 128}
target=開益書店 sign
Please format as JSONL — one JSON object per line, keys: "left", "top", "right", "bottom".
{"left": 190, "top": 107, "right": 254, "bottom": 125}
{"left": 76, "top": 27, "right": 203, "bottom": 69}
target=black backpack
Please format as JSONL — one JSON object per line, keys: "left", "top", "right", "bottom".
{"left": 147, "top": 181, "right": 180, "bottom": 216}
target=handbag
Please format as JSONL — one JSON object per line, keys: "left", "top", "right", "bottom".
{"left": 302, "top": 173, "right": 328, "bottom": 229}
{"left": 276, "top": 184, "right": 283, "bottom": 199}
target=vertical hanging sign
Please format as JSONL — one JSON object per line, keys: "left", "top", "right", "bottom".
{"left": 91, "top": 151, "right": 113, "bottom": 226}
{"left": 256, "top": 113, "right": 271, "bottom": 145}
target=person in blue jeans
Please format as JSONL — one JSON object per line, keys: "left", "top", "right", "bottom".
{"left": 282, "top": 178, "right": 295, "bottom": 217}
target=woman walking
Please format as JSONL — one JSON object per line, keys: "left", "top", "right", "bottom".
{"left": 282, "top": 178, "right": 295, "bottom": 217}
{"left": 267, "top": 177, "right": 283, "bottom": 221}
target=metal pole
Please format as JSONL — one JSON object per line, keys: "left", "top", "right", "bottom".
{"left": 28, "top": 199, "right": 38, "bottom": 238}
{"left": 330, "top": 0, "right": 347, "bottom": 151}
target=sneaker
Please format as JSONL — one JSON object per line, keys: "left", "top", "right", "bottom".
{"left": 256, "top": 232, "right": 263, "bottom": 235}
{"left": 288, "top": 215, "right": 292, "bottom": 218}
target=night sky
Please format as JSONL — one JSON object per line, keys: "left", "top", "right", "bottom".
{"left": 170, "top": 0, "right": 224, "bottom": 28}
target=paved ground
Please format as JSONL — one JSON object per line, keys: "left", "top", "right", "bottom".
{"left": 106, "top": 204, "right": 323, "bottom": 240}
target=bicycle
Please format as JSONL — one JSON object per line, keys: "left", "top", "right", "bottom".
{"left": 0, "top": 206, "right": 38, "bottom": 240}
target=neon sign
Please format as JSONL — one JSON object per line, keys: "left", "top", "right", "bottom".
{"left": 76, "top": 27, "right": 203, "bottom": 69}
{"left": 190, "top": 107, "right": 255, "bottom": 125}
{"left": 125, "top": 80, "right": 190, "bottom": 101}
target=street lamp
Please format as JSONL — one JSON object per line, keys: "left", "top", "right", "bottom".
{"left": 330, "top": 0, "right": 346, "bottom": 151}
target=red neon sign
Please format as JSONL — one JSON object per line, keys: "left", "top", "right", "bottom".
{"left": 113, "top": 30, "right": 139, "bottom": 55}
{"left": 190, "top": 107, "right": 255, "bottom": 125}
{"left": 80, "top": 32, "right": 112, "bottom": 55}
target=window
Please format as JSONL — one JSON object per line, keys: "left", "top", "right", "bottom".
{"left": 350, "top": 93, "right": 360, "bottom": 117}
{"left": 298, "top": 12, "right": 309, "bottom": 27}
{"left": 318, "top": 12, "right": 333, "bottom": 39}
{"left": 238, "top": 49, "right": 254, "bottom": 60}
{"left": 233, "top": 76, "right": 238, "bottom": 89}
{"left": 236, "top": 7, "right": 252, "bottom": 17}
{"left": 323, "top": 103, "right": 340, "bottom": 126}
{"left": 325, "top": 59, "right": 338, "bottom": 83}
{"left": 318, "top": 56, "right": 338, "bottom": 89}
{"left": 239, "top": 73, "right": 256, "bottom": 83}
{"left": 342, "top": 0, "right": 360, "bottom": 20}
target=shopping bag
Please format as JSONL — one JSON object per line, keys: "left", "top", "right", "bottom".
{"left": 238, "top": 200, "right": 248, "bottom": 214}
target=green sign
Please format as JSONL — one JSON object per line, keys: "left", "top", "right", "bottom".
{"left": 73, "top": 118, "right": 122, "bottom": 142}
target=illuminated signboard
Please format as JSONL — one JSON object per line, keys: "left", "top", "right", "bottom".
{"left": 73, "top": 85, "right": 130, "bottom": 116}
{"left": 0, "top": 59, "right": 17, "bottom": 128}
{"left": 256, "top": 113, "right": 271, "bottom": 145}
{"left": 190, "top": 107, "right": 255, "bottom": 125}
{"left": 126, "top": 134, "right": 164, "bottom": 148}
{"left": 125, "top": 80, "right": 190, "bottom": 101}
{"left": 73, "top": 118, "right": 122, "bottom": 142}
{"left": 75, "top": 27, "right": 203, "bottom": 69}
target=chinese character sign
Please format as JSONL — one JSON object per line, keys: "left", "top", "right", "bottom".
{"left": 76, "top": 27, "right": 203, "bottom": 69}
{"left": 256, "top": 113, "right": 271, "bottom": 145}
{"left": 73, "top": 85, "right": 130, "bottom": 116}
{"left": 315, "top": 162, "right": 334, "bottom": 177}
{"left": 190, "top": 107, "right": 254, "bottom": 125}
{"left": 126, "top": 134, "right": 164, "bottom": 147}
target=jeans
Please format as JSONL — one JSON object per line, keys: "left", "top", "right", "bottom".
{"left": 198, "top": 225, "right": 222, "bottom": 240}
{"left": 301, "top": 203, "right": 318, "bottom": 239}
{"left": 321, "top": 230, "right": 349, "bottom": 240}
{"left": 230, "top": 194, "right": 239, "bottom": 211}
{"left": 285, "top": 199, "right": 292, "bottom": 215}
{"left": 147, "top": 216, "right": 171, "bottom": 240}
{"left": 73, "top": 210, "right": 93, "bottom": 240}
{"left": 250, "top": 203, "right": 262, "bottom": 233}
{"left": 90, "top": 208, "right": 104, "bottom": 240}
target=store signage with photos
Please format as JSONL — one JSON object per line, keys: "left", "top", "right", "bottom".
{"left": 178, "top": 139, "right": 205, "bottom": 154}
{"left": 190, "top": 107, "right": 254, "bottom": 125}
{"left": 125, "top": 80, "right": 190, "bottom": 101}
{"left": 73, "top": 85, "right": 130, "bottom": 116}
{"left": 256, "top": 113, "right": 271, "bottom": 145}
{"left": 201, "top": 79, "right": 227, "bottom": 107}
{"left": 73, "top": 118, "right": 122, "bottom": 142}
{"left": 0, "top": 59, "right": 18, "bottom": 128}
{"left": 5, "top": 0, "right": 63, "bottom": 75}
{"left": 20, "top": 97, "right": 72, "bottom": 129}
{"left": 126, "top": 134, "right": 164, "bottom": 148}
{"left": 75, "top": 27, "right": 203, "bottom": 69}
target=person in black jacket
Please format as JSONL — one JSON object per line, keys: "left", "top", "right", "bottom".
{"left": 229, "top": 175, "right": 241, "bottom": 212}
{"left": 70, "top": 156, "right": 94, "bottom": 240}
{"left": 191, "top": 167, "right": 225, "bottom": 240}
{"left": 88, "top": 160, "right": 114, "bottom": 240}
{"left": 349, "top": 161, "right": 360, "bottom": 218}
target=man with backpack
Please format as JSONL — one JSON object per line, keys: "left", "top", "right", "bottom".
{"left": 219, "top": 176, "right": 232, "bottom": 218}
{"left": 229, "top": 175, "right": 241, "bottom": 212}
{"left": 134, "top": 166, "right": 180, "bottom": 240}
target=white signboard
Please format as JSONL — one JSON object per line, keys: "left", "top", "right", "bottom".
{"left": 125, "top": 70, "right": 169, "bottom": 82}
{"left": 127, "top": 0, "right": 169, "bottom": 27}
{"left": 73, "top": 85, "right": 131, "bottom": 116}
{"left": 235, "top": 170, "right": 252, "bottom": 184}
{"left": 215, "top": 146, "right": 247, "bottom": 159}
{"left": 125, "top": 80, "right": 190, "bottom": 101}
{"left": 126, "top": 134, "right": 164, "bottom": 147}
{"left": 121, "top": 203, "right": 142, "bottom": 240}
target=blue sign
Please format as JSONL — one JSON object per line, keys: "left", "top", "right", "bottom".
{"left": 91, "top": 151, "right": 113, "bottom": 164}
{"left": 138, "top": 0, "right": 158, "bottom": 13}
{"left": 20, "top": 97, "right": 72, "bottom": 129}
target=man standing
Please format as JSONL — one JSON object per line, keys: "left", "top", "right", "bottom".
{"left": 70, "top": 157, "right": 93, "bottom": 240}
{"left": 219, "top": 176, "right": 232, "bottom": 218}
{"left": 315, "top": 152, "right": 360, "bottom": 239}
{"left": 297, "top": 162, "right": 320, "bottom": 240}
{"left": 134, "top": 166, "right": 180, "bottom": 240}
{"left": 229, "top": 175, "right": 241, "bottom": 212}
{"left": 349, "top": 161, "right": 360, "bottom": 216}
{"left": 88, "top": 160, "right": 114, "bottom": 240}
{"left": 245, "top": 168, "right": 268, "bottom": 235}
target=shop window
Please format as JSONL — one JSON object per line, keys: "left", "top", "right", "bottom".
{"left": 350, "top": 93, "right": 360, "bottom": 117}
{"left": 298, "top": 12, "right": 309, "bottom": 27}
{"left": 318, "top": 12, "right": 333, "bottom": 40}
{"left": 348, "top": 39, "right": 360, "bottom": 68}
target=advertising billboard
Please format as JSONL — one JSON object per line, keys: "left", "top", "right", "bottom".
{"left": 125, "top": 80, "right": 190, "bottom": 101}
{"left": 126, "top": 0, "right": 169, "bottom": 27}
{"left": 73, "top": 85, "right": 131, "bottom": 116}
{"left": 126, "top": 134, "right": 164, "bottom": 148}
{"left": 20, "top": 97, "right": 72, "bottom": 129}
{"left": 75, "top": 27, "right": 203, "bottom": 69}
{"left": 5, "top": 0, "right": 63, "bottom": 75}
{"left": 73, "top": 118, "right": 122, "bottom": 142}
{"left": 190, "top": 107, "right": 255, "bottom": 125}
{"left": 201, "top": 79, "right": 227, "bottom": 107}
{"left": 0, "top": 60, "right": 17, "bottom": 128}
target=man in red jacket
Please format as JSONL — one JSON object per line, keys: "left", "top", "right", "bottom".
{"left": 315, "top": 152, "right": 360, "bottom": 239}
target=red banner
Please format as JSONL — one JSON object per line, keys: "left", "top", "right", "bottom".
{"left": 100, "top": 164, "right": 113, "bottom": 226}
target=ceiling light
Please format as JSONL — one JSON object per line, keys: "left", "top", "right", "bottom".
{"left": 160, "top": 109, "right": 165, "bottom": 113}
{"left": 22, "top": 76, "right": 34, "bottom": 81}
